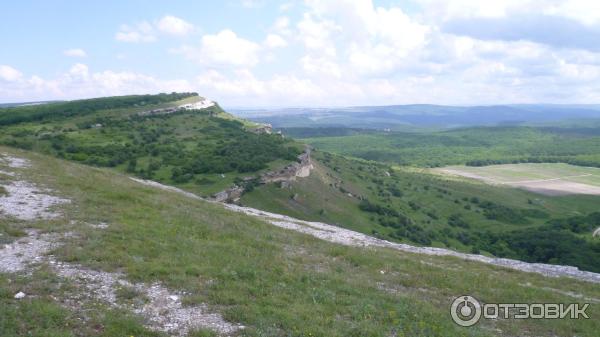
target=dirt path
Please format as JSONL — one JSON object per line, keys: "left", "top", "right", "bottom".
{"left": 0, "top": 154, "right": 241, "bottom": 337}
{"left": 131, "top": 178, "right": 600, "bottom": 284}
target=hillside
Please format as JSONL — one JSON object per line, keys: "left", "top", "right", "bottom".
{"left": 241, "top": 150, "right": 600, "bottom": 273}
{"left": 0, "top": 93, "right": 301, "bottom": 197}
{"left": 2, "top": 147, "right": 600, "bottom": 337}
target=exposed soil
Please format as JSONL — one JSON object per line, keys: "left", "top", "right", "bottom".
{"left": 437, "top": 167, "right": 600, "bottom": 196}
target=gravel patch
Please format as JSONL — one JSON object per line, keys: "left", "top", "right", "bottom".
{"left": 0, "top": 180, "right": 70, "bottom": 220}
{"left": 1, "top": 155, "right": 31, "bottom": 168}
{"left": 46, "top": 234, "right": 242, "bottom": 336}
{"left": 0, "top": 229, "right": 60, "bottom": 273}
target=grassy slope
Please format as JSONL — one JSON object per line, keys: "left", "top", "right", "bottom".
{"left": 2, "top": 147, "right": 600, "bottom": 337}
{"left": 242, "top": 151, "right": 600, "bottom": 252}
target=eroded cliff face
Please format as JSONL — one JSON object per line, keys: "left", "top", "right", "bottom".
{"left": 212, "top": 147, "right": 313, "bottom": 203}
{"left": 261, "top": 147, "right": 313, "bottom": 183}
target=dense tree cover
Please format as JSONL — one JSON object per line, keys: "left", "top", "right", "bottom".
{"left": 361, "top": 197, "right": 600, "bottom": 271}
{"left": 470, "top": 213, "right": 600, "bottom": 272}
{"left": 297, "top": 126, "right": 600, "bottom": 168}
{"left": 0, "top": 92, "right": 197, "bottom": 125}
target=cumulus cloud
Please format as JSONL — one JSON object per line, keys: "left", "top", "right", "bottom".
{"left": 298, "top": 1, "right": 429, "bottom": 76}
{"left": 0, "top": 65, "right": 23, "bottom": 82}
{"left": 157, "top": 15, "right": 194, "bottom": 36}
{"left": 443, "top": 13, "right": 600, "bottom": 52}
{"left": 115, "top": 21, "right": 156, "bottom": 43}
{"left": 264, "top": 34, "right": 287, "bottom": 48}
{"left": 116, "top": 15, "right": 194, "bottom": 42}
{"left": 9, "top": 0, "right": 600, "bottom": 106}
{"left": 0, "top": 64, "right": 192, "bottom": 103}
{"left": 63, "top": 48, "right": 87, "bottom": 57}
{"left": 176, "top": 29, "right": 261, "bottom": 67}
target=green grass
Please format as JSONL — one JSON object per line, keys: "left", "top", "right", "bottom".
{"left": 0, "top": 270, "right": 161, "bottom": 337}
{"left": 2, "top": 147, "right": 600, "bottom": 336}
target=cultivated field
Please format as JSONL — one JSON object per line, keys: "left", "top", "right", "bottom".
{"left": 435, "top": 163, "right": 600, "bottom": 196}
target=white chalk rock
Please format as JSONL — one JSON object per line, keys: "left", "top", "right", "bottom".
{"left": 14, "top": 291, "right": 26, "bottom": 299}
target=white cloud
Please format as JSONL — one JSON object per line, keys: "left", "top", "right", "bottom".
{"left": 301, "top": 0, "right": 430, "bottom": 76}
{"left": 157, "top": 15, "right": 194, "bottom": 36}
{"left": 241, "top": 0, "right": 264, "bottom": 8}
{"left": 544, "top": 0, "right": 600, "bottom": 25}
{"left": 115, "top": 21, "right": 156, "bottom": 43}
{"left": 297, "top": 13, "right": 339, "bottom": 52}
{"left": 8, "top": 0, "right": 600, "bottom": 106}
{"left": 63, "top": 48, "right": 87, "bottom": 57}
{"left": 0, "top": 64, "right": 193, "bottom": 103}
{"left": 264, "top": 34, "right": 287, "bottom": 48}
{"left": 0, "top": 65, "right": 22, "bottom": 82}
{"left": 273, "top": 16, "right": 292, "bottom": 35}
{"left": 418, "top": 0, "right": 600, "bottom": 25}
{"left": 67, "top": 63, "right": 90, "bottom": 80}
{"left": 177, "top": 29, "right": 261, "bottom": 67}
{"left": 195, "top": 69, "right": 329, "bottom": 106}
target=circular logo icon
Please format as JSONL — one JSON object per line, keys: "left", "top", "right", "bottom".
{"left": 451, "top": 295, "right": 482, "bottom": 327}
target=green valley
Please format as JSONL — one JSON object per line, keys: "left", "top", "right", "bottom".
{"left": 290, "top": 126, "right": 600, "bottom": 168}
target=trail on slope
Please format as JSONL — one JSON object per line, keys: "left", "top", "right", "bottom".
{"left": 0, "top": 154, "right": 241, "bottom": 337}
{"left": 131, "top": 178, "right": 600, "bottom": 284}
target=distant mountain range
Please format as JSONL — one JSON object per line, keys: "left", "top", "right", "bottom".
{"left": 230, "top": 104, "right": 600, "bottom": 129}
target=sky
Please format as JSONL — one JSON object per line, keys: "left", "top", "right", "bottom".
{"left": 2, "top": 0, "right": 600, "bottom": 107}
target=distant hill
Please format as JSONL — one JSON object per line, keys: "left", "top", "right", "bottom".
{"left": 231, "top": 104, "right": 600, "bottom": 129}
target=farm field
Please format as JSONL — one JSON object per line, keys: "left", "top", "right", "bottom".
{"left": 435, "top": 163, "right": 600, "bottom": 196}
